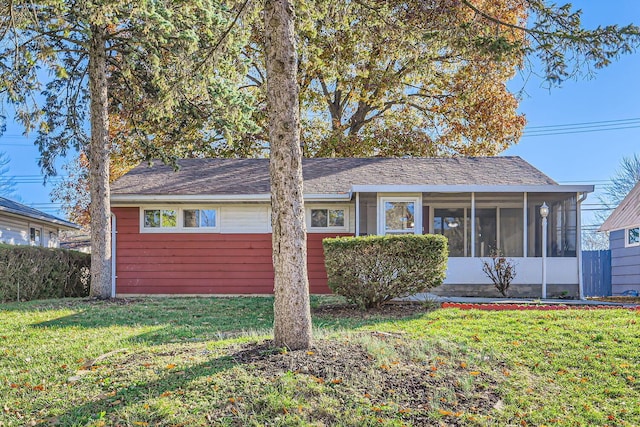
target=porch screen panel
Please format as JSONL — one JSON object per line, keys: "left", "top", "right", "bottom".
{"left": 474, "top": 208, "right": 497, "bottom": 257}
{"left": 433, "top": 208, "right": 466, "bottom": 256}
{"left": 499, "top": 208, "right": 523, "bottom": 256}
{"left": 527, "top": 194, "right": 577, "bottom": 257}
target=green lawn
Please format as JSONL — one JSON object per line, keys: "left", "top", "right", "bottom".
{"left": 0, "top": 297, "right": 638, "bottom": 426}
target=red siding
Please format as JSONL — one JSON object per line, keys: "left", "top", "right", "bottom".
{"left": 112, "top": 207, "right": 351, "bottom": 295}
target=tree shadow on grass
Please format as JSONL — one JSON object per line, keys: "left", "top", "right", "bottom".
{"left": 25, "top": 297, "right": 431, "bottom": 346}
{"left": 33, "top": 344, "right": 254, "bottom": 426}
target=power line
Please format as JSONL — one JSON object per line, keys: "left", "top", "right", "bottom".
{"left": 527, "top": 117, "right": 640, "bottom": 130}
{"left": 522, "top": 124, "right": 640, "bottom": 137}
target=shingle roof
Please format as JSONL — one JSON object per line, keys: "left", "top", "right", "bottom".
{"left": 599, "top": 181, "right": 640, "bottom": 232}
{"left": 111, "top": 157, "right": 558, "bottom": 196}
{"left": 0, "top": 196, "right": 79, "bottom": 229}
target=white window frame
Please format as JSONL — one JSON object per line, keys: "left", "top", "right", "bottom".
{"left": 29, "top": 225, "right": 43, "bottom": 246}
{"left": 306, "top": 205, "right": 349, "bottom": 233}
{"left": 626, "top": 225, "right": 640, "bottom": 248}
{"left": 139, "top": 206, "right": 220, "bottom": 233}
{"left": 377, "top": 195, "right": 422, "bottom": 235}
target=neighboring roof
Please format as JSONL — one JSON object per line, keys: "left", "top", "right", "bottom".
{"left": 111, "top": 157, "right": 592, "bottom": 201}
{"left": 0, "top": 196, "right": 79, "bottom": 230}
{"left": 599, "top": 181, "right": 640, "bottom": 232}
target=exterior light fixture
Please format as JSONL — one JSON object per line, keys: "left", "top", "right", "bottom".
{"left": 540, "top": 202, "right": 549, "bottom": 299}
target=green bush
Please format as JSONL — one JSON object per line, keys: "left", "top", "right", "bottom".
{"left": 0, "top": 244, "right": 91, "bottom": 302}
{"left": 323, "top": 234, "right": 448, "bottom": 309}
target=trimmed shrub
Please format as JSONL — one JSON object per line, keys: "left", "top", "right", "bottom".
{"left": 0, "top": 244, "right": 91, "bottom": 302}
{"left": 323, "top": 234, "right": 448, "bottom": 309}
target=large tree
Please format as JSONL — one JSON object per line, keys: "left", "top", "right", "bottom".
{"left": 0, "top": 1, "right": 252, "bottom": 297}
{"left": 237, "top": 0, "right": 640, "bottom": 157}
{"left": 264, "top": 0, "right": 313, "bottom": 349}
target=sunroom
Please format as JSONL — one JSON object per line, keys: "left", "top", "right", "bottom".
{"left": 353, "top": 185, "right": 592, "bottom": 298}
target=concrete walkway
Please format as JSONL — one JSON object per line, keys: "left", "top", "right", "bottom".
{"left": 401, "top": 293, "right": 640, "bottom": 307}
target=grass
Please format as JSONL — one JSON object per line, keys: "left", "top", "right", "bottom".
{"left": 0, "top": 297, "right": 638, "bottom": 426}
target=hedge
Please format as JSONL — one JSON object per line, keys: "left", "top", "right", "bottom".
{"left": 0, "top": 244, "right": 91, "bottom": 302}
{"left": 322, "top": 234, "right": 448, "bottom": 309}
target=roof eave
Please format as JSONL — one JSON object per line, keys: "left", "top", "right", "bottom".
{"left": 110, "top": 193, "right": 352, "bottom": 204}
{"left": 0, "top": 207, "right": 80, "bottom": 230}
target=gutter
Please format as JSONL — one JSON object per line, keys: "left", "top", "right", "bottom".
{"left": 110, "top": 193, "right": 352, "bottom": 204}
{"left": 350, "top": 184, "right": 595, "bottom": 194}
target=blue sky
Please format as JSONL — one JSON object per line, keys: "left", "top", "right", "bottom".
{"left": 504, "top": 0, "right": 640, "bottom": 232}
{"left": 0, "top": 0, "right": 639, "bottom": 231}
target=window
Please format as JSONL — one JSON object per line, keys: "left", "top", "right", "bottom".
{"left": 379, "top": 197, "right": 419, "bottom": 235}
{"left": 29, "top": 227, "right": 42, "bottom": 246}
{"left": 144, "top": 209, "right": 177, "bottom": 229}
{"left": 183, "top": 209, "right": 217, "bottom": 228}
{"left": 48, "top": 231, "right": 58, "bottom": 248}
{"left": 310, "top": 209, "right": 344, "bottom": 228}
{"left": 141, "top": 207, "right": 219, "bottom": 232}
{"left": 308, "top": 207, "right": 347, "bottom": 231}
{"left": 627, "top": 226, "right": 640, "bottom": 247}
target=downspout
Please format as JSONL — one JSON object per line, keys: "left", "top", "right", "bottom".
{"left": 111, "top": 212, "right": 117, "bottom": 298}
{"left": 577, "top": 192, "right": 588, "bottom": 300}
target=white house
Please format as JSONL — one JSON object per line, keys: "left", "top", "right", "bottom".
{"left": 0, "top": 196, "right": 79, "bottom": 247}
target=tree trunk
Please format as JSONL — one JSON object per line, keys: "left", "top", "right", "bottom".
{"left": 264, "top": 0, "right": 312, "bottom": 350}
{"left": 87, "top": 24, "right": 112, "bottom": 299}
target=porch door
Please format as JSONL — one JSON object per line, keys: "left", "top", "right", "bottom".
{"left": 379, "top": 197, "right": 421, "bottom": 235}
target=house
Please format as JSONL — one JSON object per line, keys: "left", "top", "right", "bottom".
{"left": 0, "top": 196, "right": 80, "bottom": 247}
{"left": 110, "top": 157, "right": 594, "bottom": 298}
{"left": 599, "top": 181, "right": 640, "bottom": 295}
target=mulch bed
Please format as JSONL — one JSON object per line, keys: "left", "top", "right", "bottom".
{"left": 231, "top": 337, "right": 501, "bottom": 426}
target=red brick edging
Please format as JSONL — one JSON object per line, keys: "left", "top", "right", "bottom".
{"left": 441, "top": 302, "right": 640, "bottom": 311}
